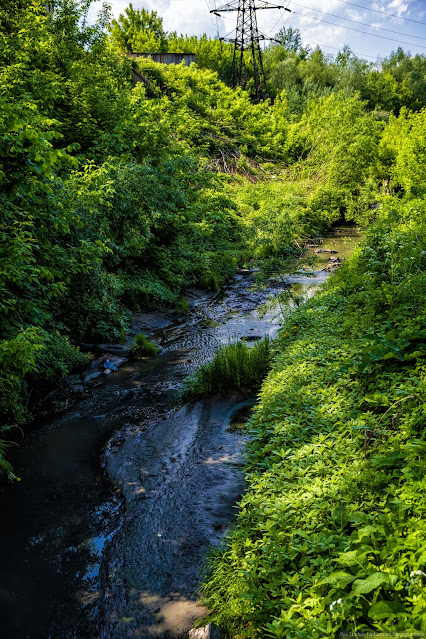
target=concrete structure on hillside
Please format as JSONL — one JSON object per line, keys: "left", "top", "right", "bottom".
{"left": 128, "top": 53, "right": 196, "bottom": 67}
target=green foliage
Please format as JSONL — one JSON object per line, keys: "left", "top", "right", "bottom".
{"left": 182, "top": 337, "right": 271, "bottom": 401}
{"left": 1, "top": 0, "right": 425, "bottom": 498}
{"left": 200, "top": 191, "right": 426, "bottom": 636}
{"left": 131, "top": 333, "right": 159, "bottom": 359}
{"left": 379, "top": 107, "right": 426, "bottom": 195}
{"left": 108, "top": 3, "right": 167, "bottom": 53}
{"left": 263, "top": 41, "right": 426, "bottom": 116}
{"left": 33, "top": 333, "right": 89, "bottom": 380}
{"left": 288, "top": 93, "right": 383, "bottom": 223}
{"left": 0, "top": 1, "right": 248, "bottom": 444}
{"left": 0, "top": 440, "right": 17, "bottom": 481}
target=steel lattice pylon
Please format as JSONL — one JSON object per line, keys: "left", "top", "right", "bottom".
{"left": 211, "top": 0, "right": 290, "bottom": 101}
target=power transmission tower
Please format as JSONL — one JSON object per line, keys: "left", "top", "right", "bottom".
{"left": 211, "top": 0, "right": 290, "bottom": 101}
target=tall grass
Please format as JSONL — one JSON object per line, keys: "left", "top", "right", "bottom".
{"left": 131, "top": 334, "right": 159, "bottom": 358}
{"left": 182, "top": 336, "right": 271, "bottom": 400}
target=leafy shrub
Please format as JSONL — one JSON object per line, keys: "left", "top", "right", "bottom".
{"left": 199, "top": 272, "right": 220, "bottom": 292}
{"left": 0, "top": 440, "right": 17, "bottom": 481}
{"left": 131, "top": 334, "right": 159, "bottom": 359}
{"left": 34, "top": 333, "right": 90, "bottom": 380}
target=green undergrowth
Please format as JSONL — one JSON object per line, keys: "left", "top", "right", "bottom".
{"left": 182, "top": 337, "right": 271, "bottom": 401}
{"left": 200, "top": 193, "right": 426, "bottom": 636}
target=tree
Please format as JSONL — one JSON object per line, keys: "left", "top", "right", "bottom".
{"left": 276, "top": 26, "right": 303, "bottom": 53}
{"left": 108, "top": 3, "right": 167, "bottom": 53}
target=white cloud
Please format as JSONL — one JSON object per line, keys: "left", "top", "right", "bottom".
{"left": 387, "top": 0, "right": 410, "bottom": 16}
{"left": 86, "top": 0, "right": 425, "bottom": 61}
{"left": 88, "top": 0, "right": 221, "bottom": 37}
{"left": 346, "top": 9, "right": 365, "bottom": 21}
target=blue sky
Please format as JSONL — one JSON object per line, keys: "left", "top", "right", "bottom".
{"left": 88, "top": 0, "right": 426, "bottom": 62}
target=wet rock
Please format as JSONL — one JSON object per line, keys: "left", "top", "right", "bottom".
{"left": 189, "top": 623, "right": 223, "bottom": 639}
{"left": 167, "top": 358, "right": 192, "bottom": 366}
{"left": 75, "top": 343, "right": 97, "bottom": 353}
{"left": 83, "top": 371, "right": 103, "bottom": 384}
{"left": 51, "top": 399, "right": 69, "bottom": 413}
{"left": 323, "top": 262, "right": 341, "bottom": 272}
{"left": 328, "top": 256, "right": 341, "bottom": 263}
{"left": 71, "top": 383, "right": 85, "bottom": 394}
{"left": 315, "top": 248, "right": 338, "bottom": 254}
{"left": 130, "top": 311, "right": 174, "bottom": 335}
{"left": 97, "top": 344, "right": 131, "bottom": 357}
{"left": 83, "top": 354, "right": 128, "bottom": 384}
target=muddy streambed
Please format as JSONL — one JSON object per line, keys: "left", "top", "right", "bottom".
{"left": 0, "top": 228, "right": 360, "bottom": 639}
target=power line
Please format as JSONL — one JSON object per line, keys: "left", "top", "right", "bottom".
{"left": 302, "top": 39, "right": 378, "bottom": 61}
{"left": 290, "top": 8, "right": 426, "bottom": 50}
{"left": 291, "top": 1, "right": 426, "bottom": 42}
{"left": 334, "top": 0, "right": 426, "bottom": 27}
{"left": 264, "top": 5, "right": 291, "bottom": 38}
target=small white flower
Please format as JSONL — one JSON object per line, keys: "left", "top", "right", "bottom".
{"left": 410, "top": 570, "right": 426, "bottom": 579}
{"left": 330, "top": 598, "right": 343, "bottom": 612}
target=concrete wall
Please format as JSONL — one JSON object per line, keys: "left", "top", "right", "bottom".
{"left": 128, "top": 53, "right": 196, "bottom": 67}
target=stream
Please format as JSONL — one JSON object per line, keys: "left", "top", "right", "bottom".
{"left": 0, "top": 228, "right": 360, "bottom": 639}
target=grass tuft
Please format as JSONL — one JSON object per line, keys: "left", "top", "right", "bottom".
{"left": 182, "top": 336, "right": 271, "bottom": 400}
{"left": 131, "top": 334, "right": 159, "bottom": 359}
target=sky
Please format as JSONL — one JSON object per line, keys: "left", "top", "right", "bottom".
{"left": 88, "top": 0, "right": 426, "bottom": 63}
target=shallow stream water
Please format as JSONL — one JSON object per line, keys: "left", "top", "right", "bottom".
{"left": 0, "top": 228, "right": 360, "bottom": 639}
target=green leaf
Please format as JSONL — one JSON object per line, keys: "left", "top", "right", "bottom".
{"left": 368, "top": 600, "right": 405, "bottom": 620}
{"left": 320, "top": 571, "right": 356, "bottom": 588}
{"left": 352, "top": 572, "right": 390, "bottom": 595}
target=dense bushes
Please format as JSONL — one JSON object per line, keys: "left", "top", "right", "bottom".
{"left": 0, "top": 0, "right": 374, "bottom": 457}
{"left": 0, "top": 1, "right": 245, "bottom": 450}
{"left": 199, "top": 118, "right": 426, "bottom": 636}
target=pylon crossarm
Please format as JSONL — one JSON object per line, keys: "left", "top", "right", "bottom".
{"left": 220, "top": 35, "right": 280, "bottom": 43}
{"left": 213, "top": 0, "right": 284, "bottom": 100}
{"left": 212, "top": 0, "right": 287, "bottom": 11}
{"left": 253, "top": 2, "right": 286, "bottom": 9}
{"left": 212, "top": 1, "right": 239, "bottom": 12}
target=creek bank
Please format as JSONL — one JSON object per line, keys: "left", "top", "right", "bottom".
{"left": 0, "top": 229, "right": 361, "bottom": 639}
{"left": 28, "top": 289, "right": 218, "bottom": 423}
{"left": 0, "top": 268, "right": 283, "bottom": 639}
